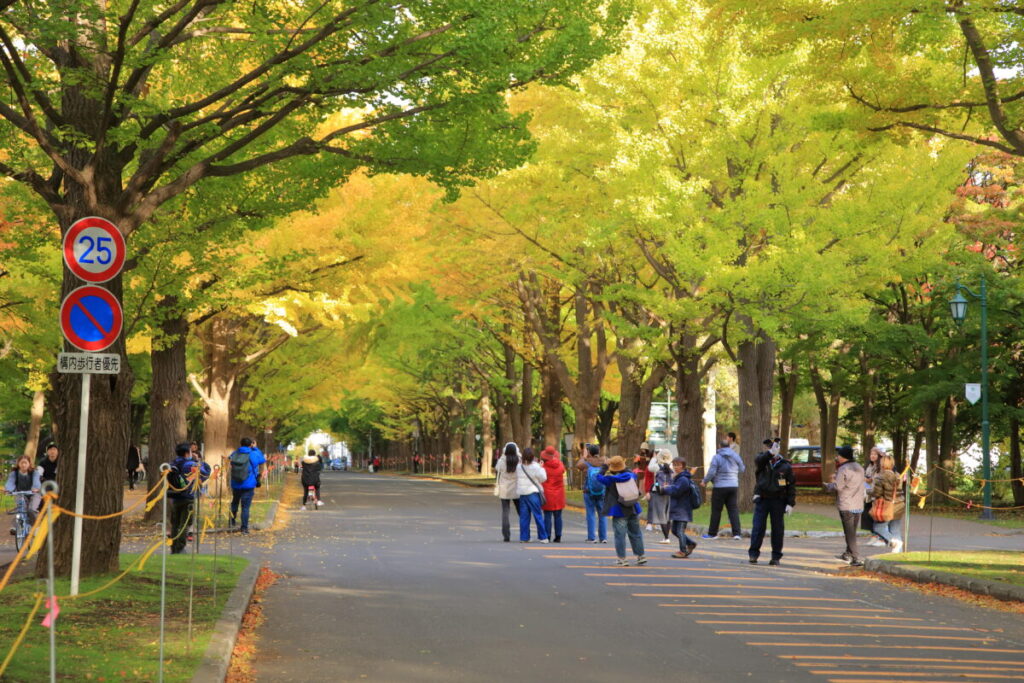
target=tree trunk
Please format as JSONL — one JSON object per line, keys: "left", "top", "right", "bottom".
{"left": 736, "top": 329, "right": 777, "bottom": 512}
{"left": 46, "top": 268, "right": 132, "bottom": 577}
{"left": 776, "top": 359, "right": 798, "bottom": 453}
{"left": 675, "top": 354, "right": 704, "bottom": 471}
{"left": 810, "top": 365, "right": 840, "bottom": 484}
{"left": 480, "top": 388, "right": 495, "bottom": 477}
{"left": 859, "top": 354, "right": 877, "bottom": 455}
{"left": 910, "top": 426, "right": 923, "bottom": 472}
{"left": 540, "top": 362, "right": 564, "bottom": 448}
{"left": 199, "top": 316, "right": 239, "bottom": 463}
{"left": 616, "top": 347, "right": 669, "bottom": 461}
{"left": 144, "top": 302, "right": 191, "bottom": 521}
{"left": 22, "top": 390, "right": 45, "bottom": 459}
{"left": 937, "top": 396, "right": 957, "bottom": 494}
{"left": 1010, "top": 413, "right": 1024, "bottom": 506}
{"left": 923, "top": 401, "right": 940, "bottom": 491}
{"left": 449, "top": 399, "right": 464, "bottom": 475}
{"left": 462, "top": 419, "right": 477, "bottom": 474}
{"left": 514, "top": 363, "right": 534, "bottom": 448}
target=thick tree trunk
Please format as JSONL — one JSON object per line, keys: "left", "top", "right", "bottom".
{"left": 736, "top": 329, "right": 776, "bottom": 512}
{"left": 859, "top": 354, "right": 877, "bottom": 455}
{"left": 776, "top": 359, "right": 798, "bottom": 453}
{"left": 540, "top": 362, "right": 564, "bottom": 448}
{"left": 514, "top": 364, "right": 534, "bottom": 448}
{"left": 462, "top": 419, "right": 477, "bottom": 474}
{"left": 937, "top": 397, "right": 957, "bottom": 494}
{"left": 46, "top": 270, "right": 132, "bottom": 577}
{"left": 144, "top": 302, "right": 191, "bottom": 521}
{"left": 449, "top": 399, "right": 464, "bottom": 475}
{"left": 616, "top": 346, "right": 669, "bottom": 461}
{"left": 596, "top": 398, "right": 618, "bottom": 451}
{"left": 810, "top": 365, "right": 840, "bottom": 484}
{"left": 22, "top": 390, "right": 45, "bottom": 459}
{"left": 675, "top": 354, "right": 704, "bottom": 471}
{"left": 480, "top": 388, "right": 495, "bottom": 477}
{"left": 923, "top": 401, "right": 940, "bottom": 491}
{"left": 910, "top": 426, "right": 923, "bottom": 472}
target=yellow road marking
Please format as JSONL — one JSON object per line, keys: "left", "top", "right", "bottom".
{"left": 608, "top": 582, "right": 814, "bottom": 590}
{"left": 583, "top": 572, "right": 779, "bottom": 580}
{"left": 657, "top": 604, "right": 883, "bottom": 612}
{"left": 749, "top": 644, "right": 1024, "bottom": 653}
{"left": 816, "top": 673, "right": 1024, "bottom": 681}
{"left": 636, "top": 594, "right": 857, "bottom": 601}
{"left": 781, "top": 657, "right": 1024, "bottom": 666}
{"left": 699, "top": 621, "right": 978, "bottom": 631}
{"left": 721, "top": 631, "right": 995, "bottom": 642}
{"left": 684, "top": 613, "right": 921, "bottom": 620}
{"left": 824, "top": 678, "right": 1024, "bottom": 683}
{"left": 800, "top": 664, "right": 1024, "bottom": 673}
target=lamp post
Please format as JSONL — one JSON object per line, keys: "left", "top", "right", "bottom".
{"left": 949, "top": 275, "right": 994, "bottom": 520}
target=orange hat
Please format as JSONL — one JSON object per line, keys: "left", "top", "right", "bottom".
{"left": 608, "top": 455, "right": 627, "bottom": 473}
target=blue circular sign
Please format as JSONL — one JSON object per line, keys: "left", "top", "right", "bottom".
{"left": 59, "top": 286, "right": 123, "bottom": 352}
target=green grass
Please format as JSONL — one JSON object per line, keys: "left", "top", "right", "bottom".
{"left": 928, "top": 510, "right": 1024, "bottom": 530}
{"left": 878, "top": 551, "right": 1024, "bottom": 587}
{"left": 0, "top": 552, "right": 249, "bottom": 681}
{"left": 563, "top": 489, "right": 841, "bottom": 531}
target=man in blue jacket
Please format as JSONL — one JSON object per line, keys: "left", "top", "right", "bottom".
{"left": 167, "top": 442, "right": 211, "bottom": 554}
{"left": 598, "top": 456, "right": 646, "bottom": 567}
{"left": 229, "top": 437, "right": 266, "bottom": 535}
{"left": 660, "top": 457, "right": 698, "bottom": 558}
{"left": 702, "top": 437, "right": 746, "bottom": 540}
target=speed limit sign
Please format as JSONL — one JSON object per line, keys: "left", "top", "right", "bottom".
{"left": 62, "top": 216, "right": 125, "bottom": 283}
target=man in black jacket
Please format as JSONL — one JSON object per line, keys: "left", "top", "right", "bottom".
{"left": 748, "top": 439, "right": 796, "bottom": 566}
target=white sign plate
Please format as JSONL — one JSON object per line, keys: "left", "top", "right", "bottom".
{"left": 965, "top": 383, "right": 981, "bottom": 405}
{"left": 57, "top": 352, "right": 121, "bottom": 375}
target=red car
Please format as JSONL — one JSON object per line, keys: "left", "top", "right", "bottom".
{"left": 786, "top": 446, "right": 822, "bottom": 487}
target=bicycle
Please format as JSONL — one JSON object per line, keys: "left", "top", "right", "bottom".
{"left": 305, "top": 485, "right": 318, "bottom": 511}
{"left": 5, "top": 491, "right": 35, "bottom": 552}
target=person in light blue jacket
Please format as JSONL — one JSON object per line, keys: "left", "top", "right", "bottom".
{"left": 701, "top": 438, "right": 746, "bottom": 539}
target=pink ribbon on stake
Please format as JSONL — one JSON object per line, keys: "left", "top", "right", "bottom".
{"left": 41, "top": 596, "right": 60, "bottom": 628}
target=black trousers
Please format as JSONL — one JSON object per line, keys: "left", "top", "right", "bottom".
{"left": 839, "top": 510, "right": 861, "bottom": 561}
{"left": 500, "top": 498, "right": 521, "bottom": 541}
{"left": 748, "top": 497, "right": 786, "bottom": 561}
{"left": 707, "top": 486, "right": 742, "bottom": 536}
{"left": 302, "top": 483, "right": 321, "bottom": 504}
{"left": 169, "top": 498, "right": 193, "bottom": 554}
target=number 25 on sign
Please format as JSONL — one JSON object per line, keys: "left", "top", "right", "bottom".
{"left": 62, "top": 216, "right": 125, "bottom": 284}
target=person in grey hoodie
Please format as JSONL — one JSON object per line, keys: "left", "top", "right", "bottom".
{"left": 701, "top": 438, "right": 745, "bottom": 539}
{"left": 826, "top": 445, "right": 866, "bottom": 566}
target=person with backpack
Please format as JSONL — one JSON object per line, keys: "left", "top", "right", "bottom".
{"left": 702, "top": 437, "right": 746, "bottom": 540}
{"left": 167, "top": 442, "right": 211, "bottom": 554}
{"left": 228, "top": 437, "right": 266, "bottom": 535}
{"left": 494, "top": 442, "right": 521, "bottom": 542}
{"left": 748, "top": 439, "right": 796, "bottom": 566}
{"left": 597, "top": 455, "right": 646, "bottom": 567}
{"left": 575, "top": 443, "right": 607, "bottom": 543}
{"left": 658, "top": 456, "right": 699, "bottom": 558}
{"left": 646, "top": 450, "right": 674, "bottom": 543}
{"left": 301, "top": 448, "right": 324, "bottom": 510}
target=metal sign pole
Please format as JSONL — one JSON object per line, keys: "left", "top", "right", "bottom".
{"left": 69, "top": 372, "right": 91, "bottom": 596}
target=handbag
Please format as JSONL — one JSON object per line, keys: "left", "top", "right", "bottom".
{"left": 870, "top": 474, "right": 899, "bottom": 523}
{"left": 520, "top": 465, "right": 546, "bottom": 506}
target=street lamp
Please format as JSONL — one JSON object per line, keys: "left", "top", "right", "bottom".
{"left": 949, "top": 276, "right": 994, "bottom": 520}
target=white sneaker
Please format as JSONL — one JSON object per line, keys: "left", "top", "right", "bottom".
{"left": 889, "top": 539, "right": 903, "bottom": 553}
{"left": 658, "top": 538, "right": 672, "bottom": 544}
{"left": 733, "top": 535, "right": 742, "bottom": 540}
{"left": 539, "top": 539, "right": 550, "bottom": 544}
{"left": 300, "top": 506, "right": 306, "bottom": 511}
{"left": 866, "top": 538, "right": 886, "bottom": 547}
{"left": 316, "top": 500, "right": 324, "bottom": 507}
{"left": 645, "top": 524, "right": 653, "bottom": 531}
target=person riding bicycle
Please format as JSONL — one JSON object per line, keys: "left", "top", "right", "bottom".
{"left": 301, "top": 449, "right": 323, "bottom": 510}
{"left": 5, "top": 455, "right": 41, "bottom": 526}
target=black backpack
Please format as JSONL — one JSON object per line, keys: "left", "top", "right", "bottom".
{"left": 229, "top": 449, "right": 251, "bottom": 484}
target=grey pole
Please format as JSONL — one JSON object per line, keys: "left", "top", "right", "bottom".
{"left": 43, "top": 481, "right": 58, "bottom": 683}
{"left": 158, "top": 463, "right": 170, "bottom": 683}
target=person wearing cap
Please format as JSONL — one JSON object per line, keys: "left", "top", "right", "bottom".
{"left": 576, "top": 443, "right": 608, "bottom": 543}
{"left": 540, "top": 446, "right": 566, "bottom": 543}
{"left": 167, "top": 441, "right": 211, "bottom": 555}
{"left": 827, "top": 445, "right": 866, "bottom": 567}
{"left": 748, "top": 439, "right": 796, "bottom": 566}
{"left": 597, "top": 455, "right": 647, "bottom": 566}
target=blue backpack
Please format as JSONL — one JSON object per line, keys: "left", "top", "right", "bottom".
{"left": 689, "top": 478, "right": 703, "bottom": 509}
{"left": 585, "top": 465, "right": 606, "bottom": 497}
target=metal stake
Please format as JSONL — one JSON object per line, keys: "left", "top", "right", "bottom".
{"left": 158, "top": 463, "right": 170, "bottom": 683}
{"left": 43, "top": 481, "right": 58, "bottom": 683}
{"left": 70, "top": 372, "right": 90, "bottom": 596}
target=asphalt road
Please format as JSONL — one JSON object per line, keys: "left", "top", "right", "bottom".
{"left": 251, "top": 474, "right": 1024, "bottom": 682}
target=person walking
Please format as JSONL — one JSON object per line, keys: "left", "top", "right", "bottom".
{"left": 576, "top": 443, "right": 608, "bottom": 543}
{"left": 540, "top": 446, "right": 566, "bottom": 543}
{"left": 828, "top": 445, "right": 866, "bottom": 567}
{"left": 868, "top": 454, "right": 904, "bottom": 553}
{"left": 300, "top": 448, "right": 324, "bottom": 510}
{"left": 748, "top": 441, "right": 796, "bottom": 566}
{"left": 125, "top": 444, "right": 141, "bottom": 490}
{"left": 516, "top": 447, "right": 548, "bottom": 543}
{"left": 661, "top": 456, "right": 698, "bottom": 558}
{"left": 228, "top": 437, "right": 266, "bottom": 535}
{"left": 167, "top": 442, "right": 211, "bottom": 554}
{"left": 598, "top": 455, "right": 647, "bottom": 567}
{"left": 646, "top": 450, "right": 673, "bottom": 544}
{"left": 37, "top": 444, "right": 58, "bottom": 486}
{"left": 494, "top": 442, "right": 521, "bottom": 542}
{"left": 702, "top": 438, "right": 745, "bottom": 540}
{"left": 862, "top": 446, "right": 886, "bottom": 546}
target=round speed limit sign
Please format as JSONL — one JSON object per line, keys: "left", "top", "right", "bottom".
{"left": 62, "top": 216, "right": 126, "bottom": 283}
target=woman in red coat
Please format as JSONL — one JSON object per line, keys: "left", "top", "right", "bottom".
{"left": 540, "top": 446, "right": 566, "bottom": 543}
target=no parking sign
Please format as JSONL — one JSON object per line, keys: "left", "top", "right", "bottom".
{"left": 59, "top": 286, "right": 123, "bottom": 352}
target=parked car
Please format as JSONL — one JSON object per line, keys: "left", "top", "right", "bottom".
{"left": 786, "top": 445, "right": 822, "bottom": 486}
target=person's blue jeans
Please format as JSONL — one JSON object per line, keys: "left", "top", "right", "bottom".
{"left": 230, "top": 487, "right": 256, "bottom": 531}
{"left": 671, "top": 520, "right": 696, "bottom": 553}
{"left": 518, "top": 493, "right": 547, "bottom": 541}
{"left": 873, "top": 518, "right": 902, "bottom": 544}
{"left": 584, "top": 494, "right": 607, "bottom": 541}
{"left": 748, "top": 497, "right": 786, "bottom": 561}
{"left": 611, "top": 511, "right": 645, "bottom": 559}
{"left": 543, "top": 509, "right": 563, "bottom": 540}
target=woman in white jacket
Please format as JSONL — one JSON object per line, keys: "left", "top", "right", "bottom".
{"left": 494, "top": 442, "right": 521, "bottom": 542}
{"left": 516, "top": 447, "right": 549, "bottom": 543}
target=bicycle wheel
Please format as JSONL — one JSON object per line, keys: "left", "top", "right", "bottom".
{"left": 12, "top": 515, "right": 27, "bottom": 552}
